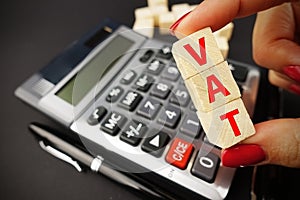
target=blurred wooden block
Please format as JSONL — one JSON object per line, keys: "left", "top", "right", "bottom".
{"left": 158, "top": 12, "right": 175, "bottom": 35}
{"left": 189, "top": 4, "right": 198, "bottom": 11}
{"left": 185, "top": 61, "right": 241, "bottom": 112}
{"left": 171, "top": 3, "right": 191, "bottom": 20}
{"left": 215, "top": 36, "right": 229, "bottom": 58}
{"left": 213, "top": 22, "right": 234, "bottom": 41}
{"left": 197, "top": 98, "right": 255, "bottom": 148}
{"left": 150, "top": 5, "right": 169, "bottom": 26}
{"left": 133, "top": 18, "right": 155, "bottom": 38}
{"left": 134, "top": 7, "right": 154, "bottom": 20}
{"left": 172, "top": 27, "right": 224, "bottom": 80}
{"left": 147, "top": 0, "right": 168, "bottom": 8}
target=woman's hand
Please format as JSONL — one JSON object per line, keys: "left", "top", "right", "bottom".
{"left": 170, "top": 0, "right": 300, "bottom": 168}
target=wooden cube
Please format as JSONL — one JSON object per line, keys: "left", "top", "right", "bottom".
{"left": 213, "top": 22, "right": 234, "bottom": 41}
{"left": 197, "top": 98, "right": 255, "bottom": 148}
{"left": 158, "top": 12, "right": 175, "bottom": 35}
{"left": 133, "top": 18, "right": 155, "bottom": 38}
{"left": 184, "top": 61, "right": 241, "bottom": 112}
{"left": 215, "top": 36, "right": 229, "bottom": 58}
{"left": 147, "top": 0, "right": 168, "bottom": 8}
{"left": 189, "top": 4, "right": 198, "bottom": 11}
{"left": 150, "top": 5, "right": 169, "bottom": 26}
{"left": 134, "top": 7, "right": 154, "bottom": 20}
{"left": 171, "top": 3, "right": 191, "bottom": 20}
{"left": 172, "top": 27, "right": 224, "bottom": 80}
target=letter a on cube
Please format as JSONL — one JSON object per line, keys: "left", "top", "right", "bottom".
{"left": 185, "top": 61, "right": 241, "bottom": 112}
{"left": 172, "top": 27, "right": 224, "bottom": 80}
{"left": 197, "top": 98, "right": 255, "bottom": 148}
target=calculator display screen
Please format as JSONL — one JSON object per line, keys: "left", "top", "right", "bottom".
{"left": 56, "top": 35, "right": 134, "bottom": 105}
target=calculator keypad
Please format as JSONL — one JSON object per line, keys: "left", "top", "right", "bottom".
{"left": 73, "top": 39, "right": 259, "bottom": 199}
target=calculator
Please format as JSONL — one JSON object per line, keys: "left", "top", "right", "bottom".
{"left": 15, "top": 19, "right": 260, "bottom": 200}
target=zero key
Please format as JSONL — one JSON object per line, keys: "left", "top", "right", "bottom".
{"left": 191, "top": 151, "right": 220, "bottom": 183}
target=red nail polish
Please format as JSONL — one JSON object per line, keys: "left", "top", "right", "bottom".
{"left": 283, "top": 66, "right": 300, "bottom": 83}
{"left": 169, "top": 11, "right": 191, "bottom": 35}
{"left": 221, "top": 144, "right": 266, "bottom": 168}
{"left": 289, "top": 84, "right": 300, "bottom": 95}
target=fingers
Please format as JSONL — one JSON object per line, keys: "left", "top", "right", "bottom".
{"left": 170, "top": 0, "right": 295, "bottom": 37}
{"left": 269, "top": 70, "right": 300, "bottom": 95}
{"left": 253, "top": 3, "right": 300, "bottom": 73}
{"left": 222, "top": 118, "right": 300, "bottom": 168}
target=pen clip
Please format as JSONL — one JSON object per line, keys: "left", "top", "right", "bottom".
{"left": 39, "top": 140, "right": 82, "bottom": 172}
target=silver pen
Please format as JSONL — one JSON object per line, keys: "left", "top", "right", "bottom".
{"left": 29, "top": 123, "right": 163, "bottom": 199}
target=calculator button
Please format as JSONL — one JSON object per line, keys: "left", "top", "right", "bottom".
{"left": 229, "top": 63, "right": 249, "bottom": 82}
{"left": 166, "top": 138, "right": 194, "bottom": 169}
{"left": 100, "top": 112, "right": 127, "bottom": 136}
{"left": 150, "top": 81, "right": 172, "bottom": 99}
{"left": 119, "top": 91, "right": 142, "bottom": 111}
{"left": 191, "top": 151, "right": 220, "bottom": 183}
{"left": 133, "top": 74, "right": 154, "bottom": 92}
{"left": 137, "top": 97, "right": 161, "bottom": 120}
{"left": 180, "top": 114, "right": 201, "bottom": 138}
{"left": 147, "top": 59, "right": 165, "bottom": 75}
{"left": 156, "top": 46, "right": 172, "bottom": 60}
{"left": 161, "top": 65, "right": 180, "bottom": 81}
{"left": 139, "top": 50, "right": 154, "bottom": 63}
{"left": 121, "top": 70, "right": 136, "bottom": 85}
{"left": 106, "top": 86, "right": 124, "bottom": 103}
{"left": 120, "top": 120, "right": 147, "bottom": 146}
{"left": 158, "top": 104, "right": 181, "bottom": 128}
{"left": 87, "top": 106, "right": 107, "bottom": 125}
{"left": 141, "top": 131, "right": 170, "bottom": 157}
{"left": 170, "top": 86, "right": 190, "bottom": 107}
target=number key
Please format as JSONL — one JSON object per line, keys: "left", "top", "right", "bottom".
{"left": 162, "top": 65, "right": 180, "bottom": 81}
{"left": 150, "top": 81, "right": 172, "bottom": 99}
{"left": 191, "top": 151, "right": 220, "bottom": 183}
{"left": 158, "top": 104, "right": 181, "bottom": 128}
{"left": 170, "top": 86, "right": 190, "bottom": 107}
{"left": 180, "top": 114, "right": 202, "bottom": 138}
{"left": 137, "top": 97, "right": 161, "bottom": 120}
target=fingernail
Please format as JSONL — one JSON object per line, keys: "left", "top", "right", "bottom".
{"left": 169, "top": 11, "right": 191, "bottom": 35}
{"left": 221, "top": 144, "right": 266, "bottom": 168}
{"left": 289, "top": 84, "right": 300, "bottom": 95}
{"left": 283, "top": 66, "right": 300, "bottom": 83}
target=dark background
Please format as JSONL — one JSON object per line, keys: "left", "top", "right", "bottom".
{"left": 1, "top": 0, "right": 300, "bottom": 199}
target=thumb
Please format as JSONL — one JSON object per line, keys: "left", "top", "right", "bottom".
{"left": 221, "top": 118, "right": 300, "bottom": 168}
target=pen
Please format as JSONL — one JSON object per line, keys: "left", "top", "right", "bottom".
{"left": 28, "top": 122, "right": 164, "bottom": 199}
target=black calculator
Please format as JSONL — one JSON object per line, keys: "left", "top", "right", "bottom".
{"left": 15, "top": 19, "right": 260, "bottom": 199}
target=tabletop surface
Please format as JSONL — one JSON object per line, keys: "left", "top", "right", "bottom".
{"left": 1, "top": 0, "right": 300, "bottom": 200}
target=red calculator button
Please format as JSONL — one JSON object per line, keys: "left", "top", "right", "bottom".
{"left": 166, "top": 138, "right": 194, "bottom": 169}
